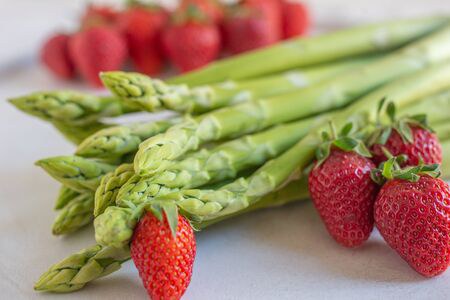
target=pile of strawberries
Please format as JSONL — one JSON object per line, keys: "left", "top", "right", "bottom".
{"left": 308, "top": 103, "right": 449, "bottom": 278}
{"left": 40, "top": 0, "right": 309, "bottom": 87}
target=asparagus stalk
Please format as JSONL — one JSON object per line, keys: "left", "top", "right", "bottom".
{"left": 160, "top": 63, "right": 450, "bottom": 221}
{"left": 134, "top": 25, "right": 450, "bottom": 176}
{"left": 434, "top": 122, "right": 450, "bottom": 141}
{"left": 52, "top": 121, "right": 112, "bottom": 145}
{"left": 396, "top": 89, "right": 450, "bottom": 124}
{"left": 101, "top": 56, "right": 376, "bottom": 114}
{"left": 36, "top": 135, "right": 450, "bottom": 292}
{"left": 117, "top": 86, "right": 450, "bottom": 203}
{"left": 247, "top": 62, "right": 450, "bottom": 197}
{"left": 94, "top": 164, "right": 135, "bottom": 216}
{"left": 35, "top": 156, "right": 116, "bottom": 192}
{"left": 48, "top": 165, "right": 135, "bottom": 235}
{"left": 97, "top": 61, "right": 450, "bottom": 249}
{"left": 442, "top": 141, "right": 450, "bottom": 178}
{"left": 35, "top": 177, "right": 310, "bottom": 293}
{"left": 54, "top": 186, "right": 80, "bottom": 210}
{"left": 75, "top": 118, "right": 180, "bottom": 160}
{"left": 168, "top": 17, "right": 449, "bottom": 86}
{"left": 34, "top": 244, "right": 131, "bottom": 293}
{"left": 109, "top": 114, "right": 330, "bottom": 216}
{"left": 9, "top": 91, "right": 137, "bottom": 126}
{"left": 52, "top": 194, "right": 94, "bottom": 235}
{"left": 56, "top": 87, "right": 450, "bottom": 235}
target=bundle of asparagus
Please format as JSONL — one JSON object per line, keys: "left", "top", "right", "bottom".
{"left": 9, "top": 16, "right": 450, "bottom": 298}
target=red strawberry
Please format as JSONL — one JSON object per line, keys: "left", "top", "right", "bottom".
{"left": 162, "top": 7, "right": 221, "bottom": 72}
{"left": 223, "top": 1, "right": 280, "bottom": 54}
{"left": 177, "top": 0, "right": 224, "bottom": 24}
{"left": 309, "top": 150, "right": 377, "bottom": 247}
{"left": 69, "top": 27, "right": 127, "bottom": 87}
{"left": 371, "top": 125, "right": 442, "bottom": 166}
{"left": 245, "top": 0, "right": 282, "bottom": 39}
{"left": 308, "top": 123, "right": 377, "bottom": 247}
{"left": 80, "top": 5, "right": 119, "bottom": 30}
{"left": 373, "top": 161, "right": 450, "bottom": 277}
{"left": 118, "top": 6, "right": 168, "bottom": 75}
{"left": 40, "top": 33, "right": 75, "bottom": 80}
{"left": 280, "top": 1, "right": 310, "bottom": 39}
{"left": 369, "top": 101, "right": 442, "bottom": 166}
{"left": 131, "top": 212, "right": 196, "bottom": 300}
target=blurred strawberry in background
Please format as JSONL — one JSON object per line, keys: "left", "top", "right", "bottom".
{"left": 118, "top": 4, "right": 168, "bottom": 75}
{"left": 162, "top": 3, "right": 221, "bottom": 72}
{"left": 40, "top": 33, "right": 75, "bottom": 79}
{"left": 177, "top": 0, "right": 224, "bottom": 24}
{"left": 281, "top": 0, "right": 310, "bottom": 39}
{"left": 39, "top": 0, "right": 310, "bottom": 86}
{"left": 80, "top": 5, "right": 120, "bottom": 30}
{"left": 223, "top": 0, "right": 281, "bottom": 54}
{"left": 69, "top": 26, "right": 128, "bottom": 86}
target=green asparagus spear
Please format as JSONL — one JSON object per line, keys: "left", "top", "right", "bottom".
{"left": 54, "top": 89, "right": 450, "bottom": 234}
{"left": 247, "top": 62, "right": 450, "bottom": 197}
{"left": 36, "top": 176, "right": 311, "bottom": 293}
{"left": 94, "top": 164, "right": 135, "bottom": 216}
{"left": 36, "top": 136, "right": 450, "bottom": 292}
{"left": 168, "top": 17, "right": 448, "bottom": 86}
{"left": 396, "top": 89, "right": 450, "bottom": 124}
{"left": 75, "top": 118, "right": 180, "bottom": 160}
{"left": 434, "top": 122, "right": 450, "bottom": 141}
{"left": 96, "top": 61, "right": 450, "bottom": 248}
{"left": 101, "top": 56, "right": 376, "bottom": 113}
{"left": 135, "top": 25, "right": 450, "bottom": 176}
{"left": 9, "top": 91, "right": 137, "bottom": 126}
{"left": 35, "top": 156, "right": 116, "bottom": 192}
{"left": 442, "top": 141, "right": 450, "bottom": 179}
{"left": 52, "top": 121, "right": 112, "bottom": 145}
{"left": 161, "top": 63, "right": 450, "bottom": 220}
{"left": 34, "top": 244, "right": 131, "bottom": 293}
{"left": 52, "top": 194, "right": 94, "bottom": 235}
{"left": 54, "top": 186, "right": 80, "bottom": 210}
{"left": 111, "top": 114, "right": 330, "bottom": 216}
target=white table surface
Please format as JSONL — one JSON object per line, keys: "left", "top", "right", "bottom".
{"left": 1, "top": 1, "right": 450, "bottom": 299}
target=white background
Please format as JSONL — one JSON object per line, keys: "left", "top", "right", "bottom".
{"left": 1, "top": 1, "right": 450, "bottom": 299}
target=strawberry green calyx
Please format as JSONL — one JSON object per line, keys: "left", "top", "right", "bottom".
{"left": 52, "top": 193, "right": 95, "bottom": 235}
{"left": 34, "top": 244, "right": 130, "bottom": 293}
{"left": 35, "top": 156, "right": 116, "bottom": 192}
{"left": 370, "top": 155, "right": 441, "bottom": 185}
{"left": 9, "top": 91, "right": 137, "bottom": 126}
{"left": 315, "top": 122, "right": 371, "bottom": 166}
{"left": 100, "top": 71, "right": 187, "bottom": 112}
{"left": 94, "top": 163, "right": 135, "bottom": 216}
{"left": 135, "top": 25, "right": 450, "bottom": 176}
{"left": 368, "top": 98, "right": 434, "bottom": 146}
{"left": 54, "top": 186, "right": 80, "bottom": 210}
{"left": 76, "top": 118, "right": 180, "bottom": 160}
